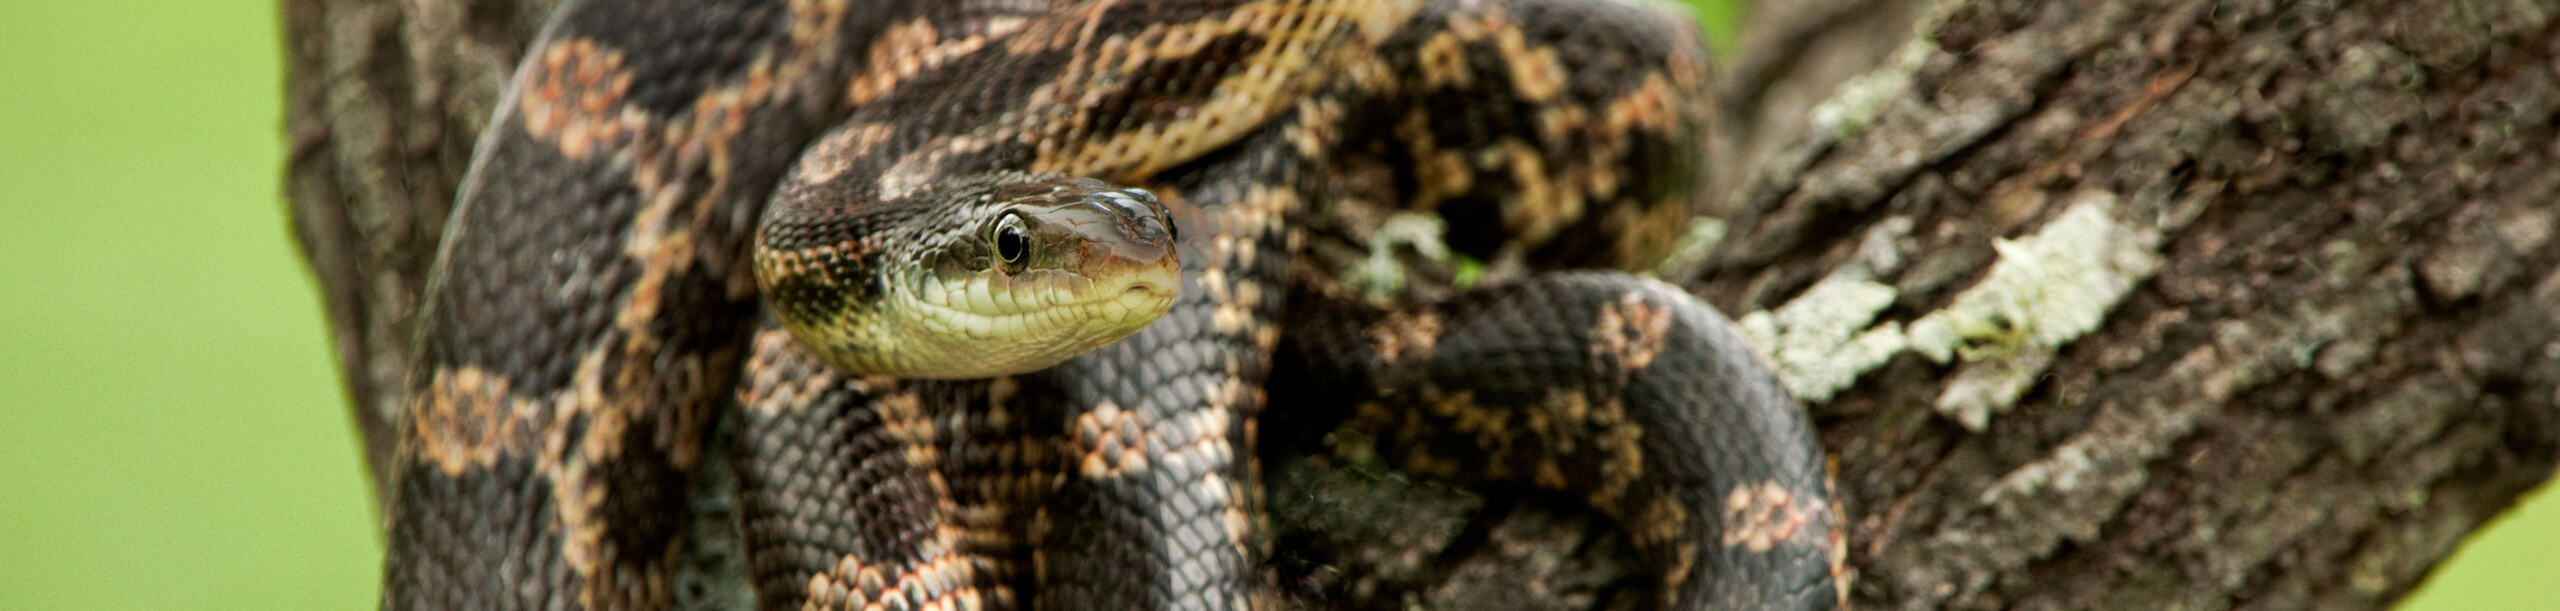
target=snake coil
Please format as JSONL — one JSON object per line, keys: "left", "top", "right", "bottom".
{"left": 381, "top": 0, "right": 1844, "bottom": 609}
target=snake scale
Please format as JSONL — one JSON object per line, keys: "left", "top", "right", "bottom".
{"left": 380, "top": 0, "right": 1845, "bottom": 608}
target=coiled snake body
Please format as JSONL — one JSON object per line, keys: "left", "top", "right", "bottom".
{"left": 384, "top": 0, "right": 1843, "bottom": 608}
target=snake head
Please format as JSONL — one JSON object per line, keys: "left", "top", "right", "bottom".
{"left": 757, "top": 171, "right": 1182, "bottom": 379}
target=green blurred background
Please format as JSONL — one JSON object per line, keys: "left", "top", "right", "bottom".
{"left": 0, "top": 0, "right": 2547, "bottom": 608}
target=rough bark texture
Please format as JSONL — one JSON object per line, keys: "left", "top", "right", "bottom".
{"left": 284, "top": 0, "right": 554, "bottom": 502}
{"left": 285, "top": 0, "right": 2560, "bottom": 608}
{"left": 1693, "top": 0, "right": 2560, "bottom": 608}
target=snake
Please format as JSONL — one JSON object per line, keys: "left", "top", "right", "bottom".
{"left": 378, "top": 0, "right": 1845, "bottom": 609}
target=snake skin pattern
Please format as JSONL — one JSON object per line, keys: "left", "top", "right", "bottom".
{"left": 381, "top": 0, "right": 1845, "bottom": 608}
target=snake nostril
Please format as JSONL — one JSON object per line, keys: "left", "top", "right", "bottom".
{"left": 1088, "top": 190, "right": 1176, "bottom": 244}
{"left": 1088, "top": 193, "right": 1155, "bottom": 222}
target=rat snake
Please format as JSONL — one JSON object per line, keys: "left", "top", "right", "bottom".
{"left": 379, "top": 0, "right": 1843, "bottom": 608}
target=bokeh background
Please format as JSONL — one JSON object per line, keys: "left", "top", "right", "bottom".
{"left": 0, "top": 0, "right": 2548, "bottom": 608}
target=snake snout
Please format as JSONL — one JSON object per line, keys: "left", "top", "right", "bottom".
{"left": 1050, "top": 185, "right": 1179, "bottom": 294}
{"left": 1087, "top": 187, "right": 1176, "bottom": 247}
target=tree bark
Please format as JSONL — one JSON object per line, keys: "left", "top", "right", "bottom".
{"left": 1692, "top": 0, "right": 2560, "bottom": 607}
{"left": 284, "top": 0, "right": 2560, "bottom": 608}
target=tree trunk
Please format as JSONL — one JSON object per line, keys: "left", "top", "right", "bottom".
{"left": 284, "top": 0, "right": 2560, "bottom": 608}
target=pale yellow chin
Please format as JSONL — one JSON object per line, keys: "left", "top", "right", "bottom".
{"left": 808, "top": 266, "right": 1179, "bottom": 379}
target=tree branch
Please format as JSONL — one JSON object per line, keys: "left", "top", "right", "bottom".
{"left": 1689, "top": 0, "right": 2560, "bottom": 607}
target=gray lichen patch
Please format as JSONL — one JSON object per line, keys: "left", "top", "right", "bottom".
{"left": 1906, "top": 192, "right": 2163, "bottom": 429}
{"left": 1809, "top": 36, "right": 1935, "bottom": 138}
{"left": 1652, "top": 216, "right": 1726, "bottom": 278}
{"left": 1727, "top": 193, "right": 2165, "bottom": 422}
{"left": 1739, "top": 271, "right": 1908, "bottom": 403}
{"left": 1341, "top": 211, "right": 1456, "bottom": 301}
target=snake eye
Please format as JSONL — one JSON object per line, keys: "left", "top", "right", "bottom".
{"left": 992, "top": 213, "right": 1029, "bottom": 267}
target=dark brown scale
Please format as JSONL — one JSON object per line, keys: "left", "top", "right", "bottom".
{"left": 388, "top": 0, "right": 1838, "bottom": 609}
{"left": 753, "top": 205, "right": 883, "bottom": 330}
{"left": 1358, "top": 0, "right": 1717, "bottom": 270}
{"left": 1267, "top": 273, "right": 1840, "bottom": 609}
{"left": 562, "top": 1, "right": 787, "bottom": 116}
{"left": 1072, "top": 27, "right": 1271, "bottom": 131}
{"left": 735, "top": 339, "right": 1025, "bottom": 608}
{"left": 387, "top": 0, "right": 902, "bottom": 606}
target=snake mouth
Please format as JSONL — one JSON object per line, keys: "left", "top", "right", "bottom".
{"left": 1097, "top": 246, "right": 1178, "bottom": 298}
{"left": 863, "top": 261, "right": 1177, "bottom": 379}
